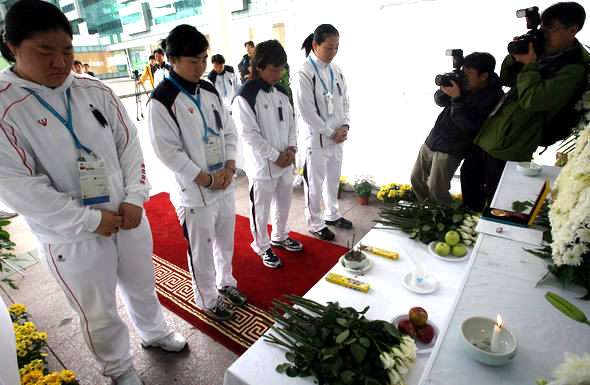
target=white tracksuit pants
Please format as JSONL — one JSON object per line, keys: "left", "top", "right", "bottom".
{"left": 177, "top": 197, "right": 237, "bottom": 310}
{"left": 303, "top": 144, "right": 343, "bottom": 232}
{"left": 248, "top": 171, "right": 294, "bottom": 255}
{"left": 40, "top": 216, "right": 170, "bottom": 378}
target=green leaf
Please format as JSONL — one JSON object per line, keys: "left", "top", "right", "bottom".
{"left": 350, "top": 343, "right": 367, "bottom": 362}
{"left": 422, "top": 224, "right": 431, "bottom": 231}
{"left": 452, "top": 214, "right": 463, "bottom": 223}
{"left": 437, "top": 223, "right": 444, "bottom": 231}
{"left": 0, "top": 230, "right": 10, "bottom": 240}
{"left": 335, "top": 329, "right": 349, "bottom": 344}
{"left": 286, "top": 366, "right": 299, "bottom": 377}
{"left": 383, "top": 322, "right": 401, "bottom": 339}
{"left": 285, "top": 352, "right": 296, "bottom": 362}
{"left": 358, "top": 337, "right": 370, "bottom": 348}
{"left": 340, "top": 370, "right": 355, "bottom": 384}
{"left": 276, "top": 363, "right": 291, "bottom": 373}
{"left": 343, "top": 337, "right": 357, "bottom": 345}
{"left": 336, "top": 318, "right": 348, "bottom": 327}
{"left": 0, "top": 220, "right": 11, "bottom": 227}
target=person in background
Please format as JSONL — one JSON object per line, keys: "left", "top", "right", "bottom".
{"left": 139, "top": 55, "right": 157, "bottom": 89}
{"left": 83, "top": 63, "right": 94, "bottom": 77}
{"left": 238, "top": 40, "right": 254, "bottom": 82}
{"left": 208, "top": 54, "right": 239, "bottom": 112}
{"left": 72, "top": 59, "right": 82, "bottom": 74}
{"left": 233, "top": 40, "right": 303, "bottom": 269}
{"left": 148, "top": 24, "right": 247, "bottom": 322}
{"left": 410, "top": 52, "right": 503, "bottom": 204}
{"left": 293, "top": 24, "right": 352, "bottom": 242}
{"left": 153, "top": 48, "right": 172, "bottom": 87}
{"left": 0, "top": 1, "right": 187, "bottom": 384}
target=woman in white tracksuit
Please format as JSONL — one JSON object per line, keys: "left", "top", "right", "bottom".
{"left": 0, "top": 2, "right": 185, "bottom": 384}
{"left": 293, "top": 24, "right": 352, "bottom": 242}
{"left": 232, "top": 40, "right": 303, "bottom": 269}
{"left": 148, "top": 25, "right": 247, "bottom": 323}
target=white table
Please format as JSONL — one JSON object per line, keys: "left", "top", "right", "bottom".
{"left": 420, "top": 162, "right": 590, "bottom": 384}
{"left": 224, "top": 161, "right": 589, "bottom": 385}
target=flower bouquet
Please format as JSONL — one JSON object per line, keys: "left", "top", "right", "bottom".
{"left": 264, "top": 295, "right": 416, "bottom": 385}
{"left": 377, "top": 183, "right": 417, "bottom": 205}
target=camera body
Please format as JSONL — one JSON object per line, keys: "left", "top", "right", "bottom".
{"left": 435, "top": 49, "right": 464, "bottom": 87}
{"left": 132, "top": 69, "right": 141, "bottom": 81}
{"left": 507, "top": 6, "right": 545, "bottom": 55}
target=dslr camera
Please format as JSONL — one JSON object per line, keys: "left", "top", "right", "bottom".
{"left": 435, "top": 49, "right": 464, "bottom": 87}
{"left": 132, "top": 69, "right": 141, "bottom": 81}
{"left": 507, "top": 6, "right": 544, "bottom": 55}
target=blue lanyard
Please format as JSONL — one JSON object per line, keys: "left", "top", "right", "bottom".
{"left": 23, "top": 87, "right": 93, "bottom": 155}
{"left": 167, "top": 75, "right": 219, "bottom": 142}
{"left": 221, "top": 74, "right": 227, "bottom": 96}
{"left": 308, "top": 55, "right": 334, "bottom": 94}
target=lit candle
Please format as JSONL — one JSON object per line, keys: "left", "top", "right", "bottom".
{"left": 530, "top": 155, "right": 535, "bottom": 169}
{"left": 490, "top": 314, "right": 503, "bottom": 353}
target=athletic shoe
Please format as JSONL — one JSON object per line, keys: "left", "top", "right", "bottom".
{"left": 325, "top": 217, "right": 353, "bottom": 229}
{"left": 0, "top": 211, "right": 17, "bottom": 220}
{"left": 309, "top": 227, "right": 335, "bottom": 241}
{"left": 141, "top": 331, "right": 187, "bottom": 352}
{"left": 219, "top": 286, "right": 247, "bottom": 307}
{"left": 205, "top": 297, "right": 235, "bottom": 321}
{"left": 259, "top": 248, "right": 282, "bottom": 269}
{"left": 112, "top": 366, "right": 143, "bottom": 385}
{"left": 270, "top": 237, "right": 303, "bottom": 252}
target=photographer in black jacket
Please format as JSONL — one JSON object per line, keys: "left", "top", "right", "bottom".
{"left": 238, "top": 40, "right": 255, "bottom": 82}
{"left": 411, "top": 52, "right": 504, "bottom": 204}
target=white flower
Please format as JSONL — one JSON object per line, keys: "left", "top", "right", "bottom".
{"left": 546, "top": 352, "right": 590, "bottom": 385}
{"left": 380, "top": 351, "right": 395, "bottom": 370}
{"left": 388, "top": 368, "right": 402, "bottom": 385}
{"left": 577, "top": 228, "right": 590, "bottom": 242}
{"left": 572, "top": 243, "right": 587, "bottom": 258}
{"left": 562, "top": 249, "right": 582, "bottom": 266}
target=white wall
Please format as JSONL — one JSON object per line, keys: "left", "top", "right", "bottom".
{"left": 284, "top": 0, "right": 590, "bottom": 186}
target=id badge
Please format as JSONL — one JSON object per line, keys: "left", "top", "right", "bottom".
{"left": 325, "top": 93, "right": 335, "bottom": 118}
{"left": 205, "top": 136, "right": 224, "bottom": 172}
{"left": 78, "top": 158, "right": 110, "bottom": 205}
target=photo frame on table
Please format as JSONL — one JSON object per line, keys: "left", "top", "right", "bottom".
{"left": 481, "top": 180, "right": 550, "bottom": 228}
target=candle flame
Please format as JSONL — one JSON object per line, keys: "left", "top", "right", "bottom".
{"left": 497, "top": 314, "right": 503, "bottom": 328}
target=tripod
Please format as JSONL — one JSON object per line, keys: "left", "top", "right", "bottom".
{"left": 134, "top": 72, "right": 147, "bottom": 121}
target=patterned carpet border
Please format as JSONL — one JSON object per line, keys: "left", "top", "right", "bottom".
{"left": 152, "top": 254, "right": 274, "bottom": 354}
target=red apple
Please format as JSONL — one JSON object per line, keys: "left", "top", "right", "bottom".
{"left": 416, "top": 324, "right": 435, "bottom": 344}
{"left": 397, "top": 319, "right": 416, "bottom": 338}
{"left": 409, "top": 307, "right": 428, "bottom": 327}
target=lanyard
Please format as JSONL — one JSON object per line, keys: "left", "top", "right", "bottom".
{"left": 23, "top": 87, "right": 93, "bottom": 155}
{"left": 308, "top": 55, "right": 334, "bottom": 94}
{"left": 167, "top": 75, "right": 219, "bottom": 142}
{"left": 221, "top": 74, "right": 227, "bottom": 96}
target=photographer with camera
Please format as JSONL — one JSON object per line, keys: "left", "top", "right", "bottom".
{"left": 464, "top": 2, "right": 588, "bottom": 211}
{"left": 410, "top": 52, "right": 503, "bottom": 204}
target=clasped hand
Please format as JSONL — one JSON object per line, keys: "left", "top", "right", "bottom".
{"left": 275, "top": 149, "right": 296, "bottom": 168}
{"left": 331, "top": 125, "right": 349, "bottom": 144}
{"left": 94, "top": 202, "right": 143, "bottom": 237}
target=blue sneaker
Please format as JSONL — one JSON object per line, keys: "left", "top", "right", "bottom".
{"left": 259, "top": 248, "right": 281, "bottom": 269}
{"left": 271, "top": 237, "right": 303, "bottom": 252}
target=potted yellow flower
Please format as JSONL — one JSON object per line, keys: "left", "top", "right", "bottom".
{"left": 338, "top": 176, "right": 348, "bottom": 199}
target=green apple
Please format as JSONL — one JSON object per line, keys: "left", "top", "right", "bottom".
{"left": 452, "top": 244, "right": 467, "bottom": 257}
{"left": 445, "top": 231, "right": 460, "bottom": 246}
{"left": 435, "top": 242, "right": 450, "bottom": 256}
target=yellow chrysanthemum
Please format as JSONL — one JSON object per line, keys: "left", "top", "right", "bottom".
{"left": 8, "top": 303, "right": 27, "bottom": 315}
{"left": 22, "top": 370, "right": 44, "bottom": 385}
{"left": 61, "top": 370, "right": 76, "bottom": 382}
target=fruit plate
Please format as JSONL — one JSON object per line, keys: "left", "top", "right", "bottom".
{"left": 339, "top": 255, "right": 373, "bottom": 275}
{"left": 428, "top": 241, "right": 470, "bottom": 262}
{"left": 391, "top": 314, "right": 439, "bottom": 354}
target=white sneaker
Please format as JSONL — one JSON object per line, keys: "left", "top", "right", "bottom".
{"left": 112, "top": 366, "right": 143, "bottom": 385}
{"left": 141, "top": 331, "right": 187, "bottom": 352}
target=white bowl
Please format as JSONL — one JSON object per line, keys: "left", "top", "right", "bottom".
{"left": 460, "top": 317, "right": 517, "bottom": 366}
{"left": 342, "top": 253, "right": 369, "bottom": 270}
{"left": 516, "top": 162, "right": 543, "bottom": 177}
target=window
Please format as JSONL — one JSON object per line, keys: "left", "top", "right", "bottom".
{"left": 61, "top": 3, "right": 75, "bottom": 13}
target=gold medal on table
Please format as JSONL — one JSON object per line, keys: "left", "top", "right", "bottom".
{"left": 491, "top": 209, "right": 507, "bottom": 217}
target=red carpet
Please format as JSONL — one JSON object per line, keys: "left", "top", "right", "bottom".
{"left": 144, "top": 192, "right": 348, "bottom": 354}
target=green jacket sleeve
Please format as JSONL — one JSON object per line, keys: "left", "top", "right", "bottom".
{"left": 515, "top": 62, "right": 584, "bottom": 113}
{"left": 500, "top": 55, "right": 524, "bottom": 87}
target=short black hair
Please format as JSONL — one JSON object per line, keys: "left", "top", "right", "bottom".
{"left": 83, "top": 63, "right": 89, "bottom": 67}
{"left": 162, "top": 24, "right": 208, "bottom": 58}
{"left": 542, "top": 2, "right": 585, "bottom": 30}
{"left": 153, "top": 48, "right": 164, "bottom": 56}
{"left": 73, "top": 60, "right": 82, "bottom": 66}
{"left": 211, "top": 54, "right": 225, "bottom": 64}
{"left": 0, "top": 0, "right": 73, "bottom": 63}
{"left": 244, "top": 41, "right": 254, "bottom": 48}
{"left": 463, "top": 52, "right": 496, "bottom": 76}
{"left": 251, "top": 40, "right": 287, "bottom": 78}
{"left": 148, "top": 55, "right": 155, "bottom": 60}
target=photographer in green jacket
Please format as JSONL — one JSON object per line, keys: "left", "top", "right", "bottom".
{"left": 462, "top": 2, "right": 588, "bottom": 211}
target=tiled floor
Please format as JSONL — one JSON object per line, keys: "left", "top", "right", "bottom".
{"left": 0, "top": 83, "right": 385, "bottom": 385}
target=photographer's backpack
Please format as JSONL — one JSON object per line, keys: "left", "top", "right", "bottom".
{"left": 540, "top": 46, "right": 590, "bottom": 150}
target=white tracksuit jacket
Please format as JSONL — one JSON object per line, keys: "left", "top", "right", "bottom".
{"left": 0, "top": 69, "right": 149, "bottom": 244}
{"left": 148, "top": 71, "right": 237, "bottom": 207}
{"left": 293, "top": 51, "right": 350, "bottom": 150}
{"left": 207, "top": 66, "right": 239, "bottom": 111}
{"left": 232, "top": 78, "right": 297, "bottom": 180}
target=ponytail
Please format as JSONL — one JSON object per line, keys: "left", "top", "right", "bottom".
{"left": 301, "top": 33, "right": 313, "bottom": 57}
